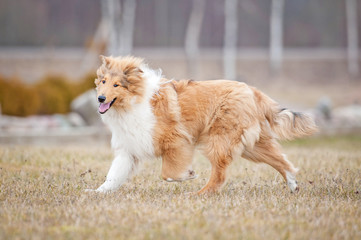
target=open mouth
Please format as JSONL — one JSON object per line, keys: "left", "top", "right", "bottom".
{"left": 99, "top": 98, "right": 117, "bottom": 114}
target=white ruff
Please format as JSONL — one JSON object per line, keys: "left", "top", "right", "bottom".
{"left": 102, "top": 103, "right": 156, "bottom": 160}
{"left": 101, "top": 65, "right": 161, "bottom": 159}
{"left": 92, "top": 65, "right": 162, "bottom": 192}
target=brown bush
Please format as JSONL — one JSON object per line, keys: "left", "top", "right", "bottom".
{"left": 0, "top": 76, "right": 41, "bottom": 116}
{"left": 0, "top": 73, "right": 96, "bottom": 116}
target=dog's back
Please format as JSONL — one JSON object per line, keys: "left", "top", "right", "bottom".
{"left": 164, "top": 79, "right": 316, "bottom": 142}
{"left": 153, "top": 79, "right": 317, "bottom": 194}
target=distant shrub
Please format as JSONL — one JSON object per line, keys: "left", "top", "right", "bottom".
{"left": 35, "top": 75, "right": 74, "bottom": 114}
{"left": 0, "top": 76, "right": 41, "bottom": 116}
{"left": 73, "top": 73, "right": 97, "bottom": 94}
{"left": 0, "top": 73, "right": 96, "bottom": 116}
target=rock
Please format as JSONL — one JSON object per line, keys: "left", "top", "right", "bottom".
{"left": 333, "top": 104, "right": 361, "bottom": 128}
{"left": 53, "top": 114, "right": 72, "bottom": 128}
{"left": 316, "top": 96, "right": 332, "bottom": 120}
{"left": 71, "top": 90, "right": 102, "bottom": 126}
{"left": 67, "top": 112, "right": 87, "bottom": 127}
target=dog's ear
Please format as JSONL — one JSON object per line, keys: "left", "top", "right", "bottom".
{"left": 99, "top": 55, "right": 111, "bottom": 67}
{"left": 124, "top": 67, "right": 143, "bottom": 76}
{"left": 124, "top": 67, "right": 143, "bottom": 87}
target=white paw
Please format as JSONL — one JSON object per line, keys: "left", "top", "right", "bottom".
{"left": 84, "top": 188, "right": 114, "bottom": 193}
{"left": 85, "top": 182, "right": 119, "bottom": 193}
{"left": 188, "top": 174, "right": 198, "bottom": 180}
{"left": 288, "top": 181, "right": 299, "bottom": 193}
{"left": 165, "top": 170, "right": 198, "bottom": 182}
{"left": 84, "top": 188, "right": 96, "bottom": 192}
{"left": 84, "top": 188, "right": 111, "bottom": 193}
{"left": 286, "top": 170, "right": 299, "bottom": 193}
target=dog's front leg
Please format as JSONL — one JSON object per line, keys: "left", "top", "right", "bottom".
{"left": 90, "top": 150, "right": 134, "bottom": 193}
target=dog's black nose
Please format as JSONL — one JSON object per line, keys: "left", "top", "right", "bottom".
{"left": 98, "top": 95, "right": 106, "bottom": 103}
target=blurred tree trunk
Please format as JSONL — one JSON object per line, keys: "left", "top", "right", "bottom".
{"left": 106, "top": 0, "right": 122, "bottom": 56}
{"left": 155, "top": 0, "right": 168, "bottom": 46}
{"left": 346, "top": 0, "right": 359, "bottom": 77}
{"left": 120, "top": 0, "right": 136, "bottom": 56}
{"left": 223, "top": 0, "right": 238, "bottom": 80}
{"left": 185, "top": 0, "right": 206, "bottom": 78}
{"left": 270, "top": 0, "right": 285, "bottom": 74}
{"left": 80, "top": 0, "right": 136, "bottom": 73}
{"left": 80, "top": 0, "right": 111, "bottom": 72}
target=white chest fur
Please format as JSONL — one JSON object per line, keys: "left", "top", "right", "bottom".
{"left": 100, "top": 66, "right": 161, "bottom": 160}
{"left": 89, "top": 60, "right": 162, "bottom": 193}
{"left": 101, "top": 101, "right": 156, "bottom": 160}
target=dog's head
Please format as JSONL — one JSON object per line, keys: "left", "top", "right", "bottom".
{"left": 95, "top": 55, "right": 145, "bottom": 114}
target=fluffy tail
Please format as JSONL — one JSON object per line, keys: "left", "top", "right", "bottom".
{"left": 254, "top": 88, "right": 318, "bottom": 140}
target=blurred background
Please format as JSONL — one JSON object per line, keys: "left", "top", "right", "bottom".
{"left": 0, "top": 0, "right": 361, "bottom": 145}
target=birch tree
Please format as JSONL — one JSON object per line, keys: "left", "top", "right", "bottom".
{"left": 80, "top": 0, "right": 111, "bottom": 73}
{"left": 119, "top": 0, "right": 137, "bottom": 56}
{"left": 346, "top": 0, "right": 359, "bottom": 77}
{"left": 270, "top": 0, "right": 285, "bottom": 74}
{"left": 81, "top": 0, "right": 136, "bottom": 72}
{"left": 223, "top": 0, "right": 238, "bottom": 80}
{"left": 105, "top": 0, "right": 122, "bottom": 56}
{"left": 155, "top": 0, "right": 168, "bottom": 46}
{"left": 185, "top": 0, "right": 206, "bottom": 77}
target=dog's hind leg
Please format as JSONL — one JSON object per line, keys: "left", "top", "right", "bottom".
{"left": 87, "top": 149, "right": 135, "bottom": 193}
{"left": 161, "top": 142, "right": 197, "bottom": 182}
{"left": 242, "top": 138, "right": 299, "bottom": 192}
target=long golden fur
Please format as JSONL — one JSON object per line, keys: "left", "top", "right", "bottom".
{"left": 93, "top": 55, "right": 318, "bottom": 194}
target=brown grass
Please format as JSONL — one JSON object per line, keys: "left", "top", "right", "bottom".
{"left": 0, "top": 136, "right": 360, "bottom": 239}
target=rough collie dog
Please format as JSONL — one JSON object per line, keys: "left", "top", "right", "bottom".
{"left": 87, "top": 55, "right": 317, "bottom": 194}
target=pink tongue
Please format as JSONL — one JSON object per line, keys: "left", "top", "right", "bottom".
{"left": 99, "top": 102, "right": 111, "bottom": 113}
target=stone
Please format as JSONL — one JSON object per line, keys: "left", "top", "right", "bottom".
{"left": 71, "top": 90, "right": 102, "bottom": 126}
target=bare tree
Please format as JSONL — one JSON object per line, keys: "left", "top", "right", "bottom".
{"left": 270, "top": 0, "right": 285, "bottom": 74}
{"left": 106, "top": 0, "right": 122, "bottom": 56}
{"left": 346, "top": 0, "right": 359, "bottom": 77}
{"left": 185, "top": 0, "right": 206, "bottom": 78}
{"left": 103, "top": 0, "right": 136, "bottom": 56}
{"left": 155, "top": 0, "right": 168, "bottom": 46}
{"left": 80, "top": 1, "right": 110, "bottom": 73}
{"left": 120, "top": 0, "right": 137, "bottom": 56}
{"left": 80, "top": 0, "right": 136, "bottom": 74}
{"left": 223, "top": 0, "right": 238, "bottom": 80}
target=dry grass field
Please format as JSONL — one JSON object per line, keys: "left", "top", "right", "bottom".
{"left": 0, "top": 136, "right": 360, "bottom": 239}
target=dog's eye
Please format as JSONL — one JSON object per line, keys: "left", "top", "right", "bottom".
{"left": 102, "top": 80, "right": 106, "bottom": 84}
{"left": 113, "top": 84, "right": 119, "bottom": 87}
